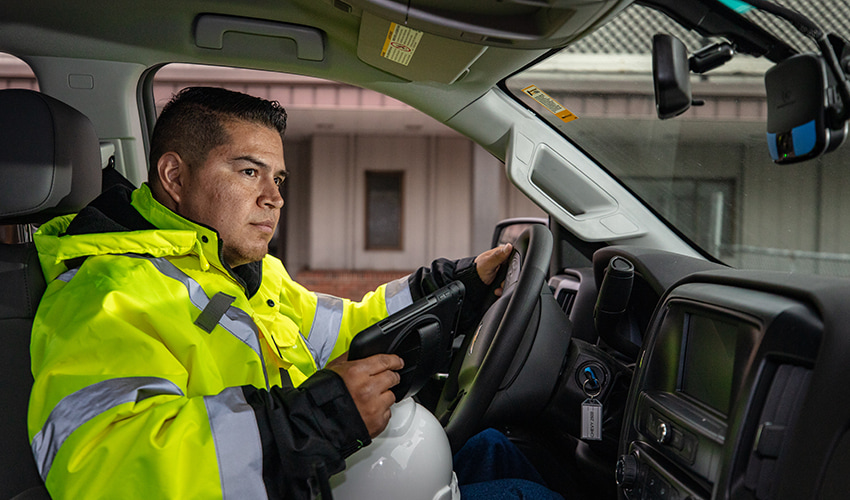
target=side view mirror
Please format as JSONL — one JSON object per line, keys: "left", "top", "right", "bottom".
{"left": 765, "top": 53, "right": 848, "bottom": 163}
{"left": 652, "top": 33, "right": 692, "bottom": 119}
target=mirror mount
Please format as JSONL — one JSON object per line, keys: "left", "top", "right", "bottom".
{"left": 689, "top": 41, "right": 735, "bottom": 74}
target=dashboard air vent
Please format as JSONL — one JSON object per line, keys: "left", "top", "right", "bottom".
{"left": 556, "top": 287, "right": 577, "bottom": 315}
{"left": 742, "top": 364, "right": 811, "bottom": 499}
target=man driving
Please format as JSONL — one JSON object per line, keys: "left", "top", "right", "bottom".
{"left": 28, "top": 86, "right": 559, "bottom": 499}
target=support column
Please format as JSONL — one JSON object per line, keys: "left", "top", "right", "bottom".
{"left": 471, "top": 144, "right": 503, "bottom": 254}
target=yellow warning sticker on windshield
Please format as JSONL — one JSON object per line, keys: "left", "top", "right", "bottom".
{"left": 522, "top": 85, "right": 578, "bottom": 123}
{"left": 381, "top": 23, "right": 423, "bottom": 67}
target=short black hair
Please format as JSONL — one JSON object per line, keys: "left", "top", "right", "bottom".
{"left": 148, "top": 86, "right": 287, "bottom": 181}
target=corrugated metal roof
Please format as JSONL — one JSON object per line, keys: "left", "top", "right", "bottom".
{"left": 567, "top": 1, "right": 850, "bottom": 55}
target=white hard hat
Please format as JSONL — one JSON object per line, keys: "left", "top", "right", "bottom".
{"left": 331, "top": 398, "right": 460, "bottom": 500}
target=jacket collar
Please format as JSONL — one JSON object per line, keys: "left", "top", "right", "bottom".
{"left": 36, "top": 183, "right": 262, "bottom": 296}
{"left": 131, "top": 184, "right": 263, "bottom": 296}
{"left": 130, "top": 184, "right": 224, "bottom": 270}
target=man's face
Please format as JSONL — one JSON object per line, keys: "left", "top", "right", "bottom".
{"left": 176, "top": 119, "right": 286, "bottom": 267}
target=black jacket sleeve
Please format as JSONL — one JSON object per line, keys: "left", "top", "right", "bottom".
{"left": 242, "top": 369, "right": 371, "bottom": 500}
{"left": 407, "top": 256, "right": 499, "bottom": 334}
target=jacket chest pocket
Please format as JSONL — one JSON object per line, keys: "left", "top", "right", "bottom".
{"left": 254, "top": 313, "right": 305, "bottom": 358}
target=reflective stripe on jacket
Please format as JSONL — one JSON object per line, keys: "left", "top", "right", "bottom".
{"left": 29, "top": 184, "right": 415, "bottom": 499}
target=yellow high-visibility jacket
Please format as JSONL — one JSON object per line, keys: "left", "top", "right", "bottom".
{"left": 28, "top": 184, "right": 483, "bottom": 499}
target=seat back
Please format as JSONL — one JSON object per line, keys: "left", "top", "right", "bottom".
{"left": 0, "top": 89, "right": 101, "bottom": 499}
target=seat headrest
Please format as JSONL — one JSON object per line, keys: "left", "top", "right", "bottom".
{"left": 0, "top": 89, "right": 101, "bottom": 225}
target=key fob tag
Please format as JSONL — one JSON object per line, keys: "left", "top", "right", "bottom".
{"left": 581, "top": 398, "right": 603, "bottom": 441}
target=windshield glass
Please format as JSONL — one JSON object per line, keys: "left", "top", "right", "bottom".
{"left": 507, "top": 0, "right": 850, "bottom": 276}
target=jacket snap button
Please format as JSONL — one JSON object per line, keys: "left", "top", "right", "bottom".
{"left": 201, "top": 235, "right": 209, "bottom": 243}
{"left": 267, "top": 299, "right": 275, "bottom": 307}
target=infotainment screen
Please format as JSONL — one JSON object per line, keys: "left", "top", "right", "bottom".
{"left": 679, "top": 313, "right": 739, "bottom": 415}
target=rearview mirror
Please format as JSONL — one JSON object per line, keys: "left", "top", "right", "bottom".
{"left": 652, "top": 33, "right": 692, "bottom": 119}
{"left": 765, "top": 53, "right": 847, "bottom": 163}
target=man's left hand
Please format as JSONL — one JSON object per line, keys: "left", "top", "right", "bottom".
{"left": 474, "top": 243, "right": 512, "bottom": 295}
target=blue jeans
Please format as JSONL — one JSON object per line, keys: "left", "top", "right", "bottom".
{"left": 453, "top": 429, "right": 565, "bottom": 500}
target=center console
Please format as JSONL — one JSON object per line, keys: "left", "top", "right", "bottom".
{"left": 617, "top": 282, "right": 821, "bottom": 499}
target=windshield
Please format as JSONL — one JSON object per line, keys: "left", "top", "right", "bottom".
{"left": 507, "top": 0, "right": 850, "bottom": 276}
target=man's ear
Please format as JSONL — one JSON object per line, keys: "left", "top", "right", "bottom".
{"left": 156, "top": 152, "right": 187, "bottom": 206}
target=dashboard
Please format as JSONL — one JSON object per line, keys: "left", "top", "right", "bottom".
{"left": 546, "top": 245, "right": 850, "bottom": 499}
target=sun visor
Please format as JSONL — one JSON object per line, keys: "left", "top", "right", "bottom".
{"left": 348, "top": 0, "right": 632, "bottom": 50}
{"left": 357, "top": 11, "right": 486, "bottom": 84}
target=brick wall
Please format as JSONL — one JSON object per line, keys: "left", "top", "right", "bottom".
{"left": 293, "top": 269, "right": 413, "bottom": 301}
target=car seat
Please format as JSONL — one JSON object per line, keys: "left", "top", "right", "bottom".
{"left": 0, "top": 89, "right": 101, "bottom": 499}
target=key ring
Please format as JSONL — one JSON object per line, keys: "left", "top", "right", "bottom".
{"left": 582, "top": 377, "right": 602, "bottom": 399}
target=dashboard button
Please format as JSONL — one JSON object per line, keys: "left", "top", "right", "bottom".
{"left": 671, "top": 428, "right": 685, "bottom": 450}
{"left": 646, "top": 470, "right": 678, "bottom": 500}
{"left": 681, "top": 435, "right": 697, "bottom": 463}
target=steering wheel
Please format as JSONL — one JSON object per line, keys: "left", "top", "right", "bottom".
{"left": 435, "top": 224, "right": 552, "bottom": 450}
